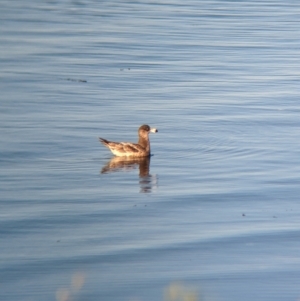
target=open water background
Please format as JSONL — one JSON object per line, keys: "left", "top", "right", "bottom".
{"left": 1, "top": 1, "right": 300, "bottom": 300}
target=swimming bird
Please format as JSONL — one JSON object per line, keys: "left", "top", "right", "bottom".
{"left": 99, "top": 124, "right": 158, "bottom": 157}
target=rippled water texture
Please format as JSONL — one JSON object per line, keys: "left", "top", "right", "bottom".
{"left": 1, "top": 1, "right": 300, "bottom": 300}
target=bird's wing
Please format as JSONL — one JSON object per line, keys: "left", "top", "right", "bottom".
{"left": 99, "top": 138, "right": 146, "bottom": 156}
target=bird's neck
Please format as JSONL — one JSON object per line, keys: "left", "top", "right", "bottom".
{"left": 138, "top": 136, "right": 150, "bottom": 151}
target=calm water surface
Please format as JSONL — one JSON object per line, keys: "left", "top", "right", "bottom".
{"left": 1, "top": 1, "right": 300, "bottom": 300}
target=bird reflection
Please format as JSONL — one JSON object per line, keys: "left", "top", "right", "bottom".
{"left": 101, "top": 156, "right": 158, "bottom": 193}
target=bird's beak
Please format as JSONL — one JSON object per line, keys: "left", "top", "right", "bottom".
{"left": 150, "top": 128, "right": 158, "bottom": 133}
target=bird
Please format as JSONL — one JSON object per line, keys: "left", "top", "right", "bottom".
{"left": 99, "top": 124, "right": 158, "bottom": 157}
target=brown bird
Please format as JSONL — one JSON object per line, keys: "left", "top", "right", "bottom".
{"left": 99, "top": 124, "right": 158, "bottom": 157}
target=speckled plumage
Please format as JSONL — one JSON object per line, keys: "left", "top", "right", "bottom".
{"left": 99, "top": 124, "right": 158, "bottom": 157}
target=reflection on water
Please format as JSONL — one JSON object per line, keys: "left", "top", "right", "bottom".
{"left": 101, "top": 156, "right": 158, "bottom": 193}
{"left": 165, "top": 282, "right": 199, "bottom": 301}
{"left": 56, "top": 272, "right": 85, "bottom": 301}
{"left": 3, "top": 0, "right": 300, "bottom": 300}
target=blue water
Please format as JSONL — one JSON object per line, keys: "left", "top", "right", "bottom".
{"left": 1, "top": 1, "right": 300, "bottom": 300}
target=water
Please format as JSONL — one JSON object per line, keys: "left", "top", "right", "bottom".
{"left": 1, "top": 1, "right": 300, "bottom": 300}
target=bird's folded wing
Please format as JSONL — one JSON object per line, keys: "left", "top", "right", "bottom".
{"left": 118, "top": 142, "right": 144, "bottom": 153}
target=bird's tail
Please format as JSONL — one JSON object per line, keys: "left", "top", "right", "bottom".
{"left": 99, "top": 137, "right": 109, "bottom": 145}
